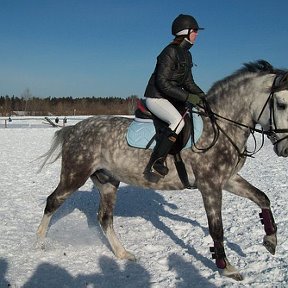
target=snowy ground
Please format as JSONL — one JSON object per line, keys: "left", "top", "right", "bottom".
{"left": 0, "top": 117, "right": 287, "bottom": 287}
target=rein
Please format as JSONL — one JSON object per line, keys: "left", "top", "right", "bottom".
{"left": 192, "top": 102, "right": 264, "bottom": 158}
{"left": 189, "top": 100, "right": 220, "bottom": 153}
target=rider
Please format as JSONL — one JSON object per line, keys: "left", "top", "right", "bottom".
{"left": 144, "top": 14, "right": 206, "bottom": 178}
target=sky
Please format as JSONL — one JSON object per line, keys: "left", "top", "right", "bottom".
{"left": 0, "top": 0, "right": 288, "bottom": 99}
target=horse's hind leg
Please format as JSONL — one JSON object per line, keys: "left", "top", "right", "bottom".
{"left": 90, "top": 170, "right": 136, "bottom": 261}
{"left": 37, "top": 184, "right": 73, "bottom": 239}
{"left": 224, "top": 174, "right": 277, "bottom": 254}
{"left": 37, "top": 171, "right": 90, "bottom": 239}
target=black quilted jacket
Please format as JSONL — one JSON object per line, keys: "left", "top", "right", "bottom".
{"left": 144, "top": 39, "right": 204, "bottom": 103}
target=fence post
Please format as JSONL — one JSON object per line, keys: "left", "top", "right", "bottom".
{"left": 4, "top": 119, "right": 7, "bottom": 128}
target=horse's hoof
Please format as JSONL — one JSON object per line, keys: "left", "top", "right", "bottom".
{"left": 222, "top": 268, "right": 244, "bottom": 281}
{"left": 125, "top": 251, "right": 136, "bottom": 261}
{"left": 220, "top": 259, "right": 243, "bottom": 281}
{"left": 263, "top": 234, "right": 277, "bottom": 255}
{"left": 225, "top": 271, "right": 244, "bottom": 281}
{"left": 117, "top": 250, "right": 136, "bottom": 261}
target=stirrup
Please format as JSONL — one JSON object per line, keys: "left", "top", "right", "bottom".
{"left": 150, "top": 158, "right": 169, "bottom": 177}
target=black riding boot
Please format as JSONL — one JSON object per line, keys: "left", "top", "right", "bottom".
{"left": 144, "top": 128, "right": 177, "bottom": 177}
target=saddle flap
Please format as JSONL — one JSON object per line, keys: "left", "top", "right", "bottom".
{"left": 126, "top": 107, "right": 203, "bottom": 151}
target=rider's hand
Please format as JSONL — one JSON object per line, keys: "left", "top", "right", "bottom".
{"left": 186, "top": 93, "right": 205, "bottom": 106}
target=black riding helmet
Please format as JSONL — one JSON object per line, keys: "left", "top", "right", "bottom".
{"left": 172, "top": 14, "right": 204, "bottom": 36}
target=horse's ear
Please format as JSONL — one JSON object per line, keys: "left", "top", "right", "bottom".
{"left": 280, "top": 72, "right": 288, "bottom": 86}
{"left": 274, "top": 72, "right": 288, "bottom": 91}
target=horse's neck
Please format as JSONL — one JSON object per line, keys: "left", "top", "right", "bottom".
{"left": 208, "top": 94, "right": 253, "bottom": 129}
{"left": 205, "top": 82, "right": 262, "bottom": 148}
{"left": 209, "top": 74, "right": 273, "bottom": 128}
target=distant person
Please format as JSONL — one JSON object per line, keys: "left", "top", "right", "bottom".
{"left": 144, "top": 14, "right": 206, "bottom": 177}
{"left": 55, "top": 117, "right": 59, "bottom": 124}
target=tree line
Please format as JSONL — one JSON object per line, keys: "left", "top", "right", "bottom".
{"left": 0, "top": 95, "right": 138, "bottom": 116}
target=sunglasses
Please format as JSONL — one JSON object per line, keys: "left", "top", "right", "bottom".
{"left": 190, "top": 29, "right": 198, "bottom": 34}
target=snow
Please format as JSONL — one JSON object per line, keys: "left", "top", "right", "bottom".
{"left": 0, "top": 118, "right": 287, "bottom": 287}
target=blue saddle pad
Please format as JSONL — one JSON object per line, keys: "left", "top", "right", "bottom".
{"left": 126, "top": 109, "right": 203, "bottom": 150}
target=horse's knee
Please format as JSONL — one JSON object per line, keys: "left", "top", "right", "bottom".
{"left": 257, "top": 191, "right": 271, "bottom": 207}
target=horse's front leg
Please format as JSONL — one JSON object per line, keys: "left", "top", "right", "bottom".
{"left": 201, "top": 190, "right": 244, "bottom": 281}
{"left": 224, "top": 174, "right": 277, "bottom": 254}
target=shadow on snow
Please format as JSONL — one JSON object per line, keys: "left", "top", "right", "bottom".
{"left": 18, "top": 185, "right": 247, "bottom": 287}
{"left": 1, "top": 254, "right": 218, "bottom": 288}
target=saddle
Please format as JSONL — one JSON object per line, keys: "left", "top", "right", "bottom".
{"left": 127, "top": 99, "right": 203, "bottom": 152}
{"left": 126, "top": 99, "right": 203, "bottom": 188}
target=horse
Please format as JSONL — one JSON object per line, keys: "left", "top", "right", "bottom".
{"left": 37, "top": 60, "right": 288, "bottom": 281}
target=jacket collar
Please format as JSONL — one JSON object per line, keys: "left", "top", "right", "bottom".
{"left": 179, "top": 38, "right": 193, "bottom": 50}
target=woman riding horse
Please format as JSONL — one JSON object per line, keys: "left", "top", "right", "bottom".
{"left": 144, "top": 14, "right": 206, "bottom": 177}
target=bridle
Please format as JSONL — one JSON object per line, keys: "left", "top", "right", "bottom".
{"left": 257, "top": 73, "right": 288, "bottom": 146}
{"left": 192, "top": 72, "right": 288, "bottom": 157}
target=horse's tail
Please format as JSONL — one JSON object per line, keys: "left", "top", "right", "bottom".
{"left": 37, "top": 126, "right": 73, "bottom": 172}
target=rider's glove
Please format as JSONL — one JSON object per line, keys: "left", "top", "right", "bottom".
{"left": 186, "top": 92, "right": 205, "bottom": 106}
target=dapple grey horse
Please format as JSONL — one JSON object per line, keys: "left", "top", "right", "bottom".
{"left": 37, "top": 60, "right": 288, "bottom": 280}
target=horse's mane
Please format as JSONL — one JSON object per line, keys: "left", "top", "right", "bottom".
{"left": 207, "top": 60, "right": 285, "bottom": 96}
{"left": 241, "top": 60, "right": 276, "bottom": 73}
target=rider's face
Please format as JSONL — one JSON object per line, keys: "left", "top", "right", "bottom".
{"left": 188, "top": 30, "right": 198, "bottom": 44}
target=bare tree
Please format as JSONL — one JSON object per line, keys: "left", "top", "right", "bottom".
{"left": 21, "top": 88, "right": 32, "bottom": 114}
{"left": 127, "top": 95, "right": 138, "bottom": 115}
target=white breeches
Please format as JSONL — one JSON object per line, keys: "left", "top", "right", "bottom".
{"left": 145, "top": 98, "right": 185, "bottom": 135}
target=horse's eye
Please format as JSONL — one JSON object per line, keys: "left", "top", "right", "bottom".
{"left": 277, "top": 101, "right": 287, "bottom": 110}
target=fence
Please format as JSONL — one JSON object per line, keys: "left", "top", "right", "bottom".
{"left": 0, "top": 116, "right": 89, "bottom": 129}
{"left": 0, "top": 115, "right": 133, "bottom": 129}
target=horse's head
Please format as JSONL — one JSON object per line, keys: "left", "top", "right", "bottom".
{"left": 258, "top": 72, "right": 288, "bottom": 157}
{"left": 207, "top": 60, "right": 288, "bottom": 157}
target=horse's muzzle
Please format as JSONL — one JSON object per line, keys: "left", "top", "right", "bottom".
{"left": 274, "top": 141, "right": 288, "bottom": 157}
{"left": 275, "top": 147, "right": 288, "bottom": 157}
{"left": 268, "top": 132, "right": 288, "bottom": 157}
